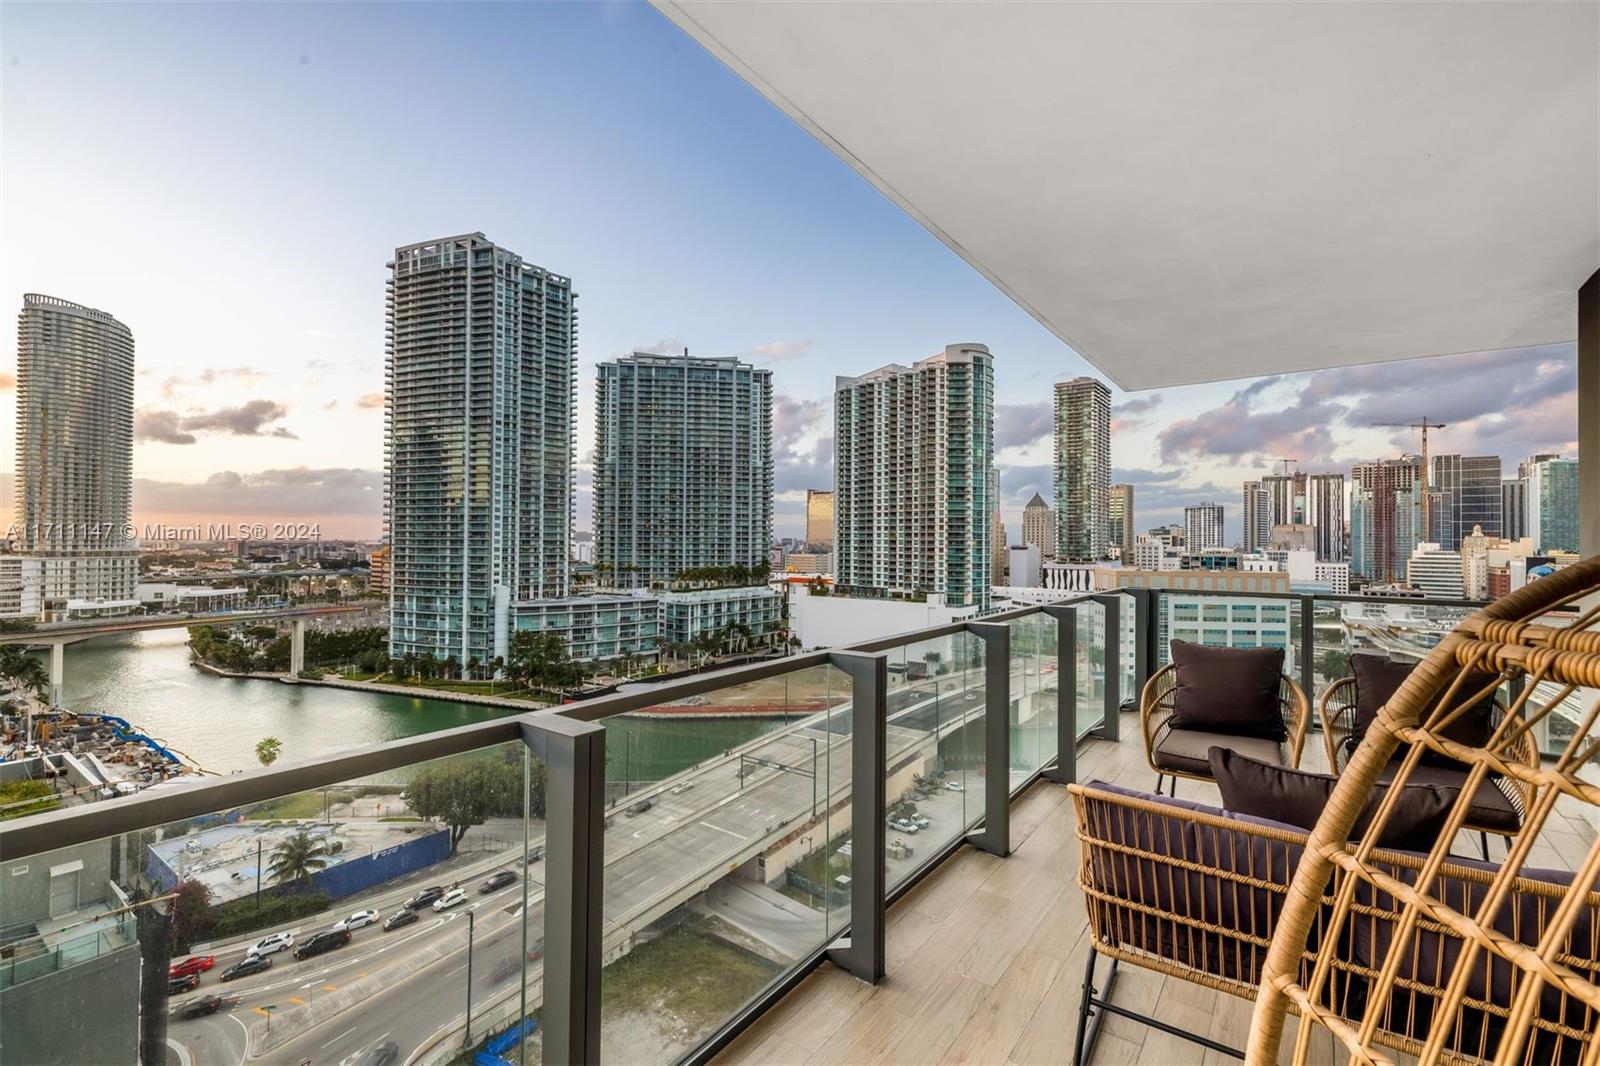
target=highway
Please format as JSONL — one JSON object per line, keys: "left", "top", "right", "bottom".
{"left": 0, "top": 603, "right": 365, "bottom": 646}
{"left": 164, "top": 663, "right": 1047, "bottom": 1064}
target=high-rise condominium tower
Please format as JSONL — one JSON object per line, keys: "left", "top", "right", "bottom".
{"left": 595, "top": 352, "right": 772, "bottom": 589}
{"left": 13, "top": 295, "right": 138, "bottom": 612}
{"left": 1305, "top": 473, "right": 1347, "bottom": 562}
{"left": 1108, "top": 483, "right": 1135, "bottom": 561}
{"left": 1351, "top": 456, "right": 1421, "bottom": 582}
{"left": 1241, "top": 481, "right": 1271, "bottom": 551}
{"left": 834, "top": 344, "right": 994, "bottom": 608}
{"left": 1022, "top": 493, "right": 1056, "bottom": 558}
{"left": 805, "top": 489, "right": 835, "bottom": 548}
{"left": 1526, "top": 456, "right": 1580, "bottom": 553}
{"left": 386, "top": 234, "right": 575, "bottom": 668}
{"left": 1502, "top": 477, "right": 1528, "bottom": 540}
{"left": 1261, "top": 471, "right": 1306, "bottom": 528}
{"left": 1053, "top": 377, "right": 1111, "bottom": 562}
{"left": 1430, "top": 454, "right": 1503, "bottom": 550}
{"left": 1184, "top": 502, "right": 1224, "bottom": 550}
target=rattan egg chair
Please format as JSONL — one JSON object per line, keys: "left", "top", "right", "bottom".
{"left": 1249, "top": 556, "right": 1600, "bottom": 1066}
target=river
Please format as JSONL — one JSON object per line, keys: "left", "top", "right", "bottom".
{"left": 51, "top": 630, "right": 788, "bottom": 780}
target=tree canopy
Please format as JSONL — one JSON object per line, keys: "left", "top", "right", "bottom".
{"left": 405, "top": 755, "right": 530, "bottom": 853}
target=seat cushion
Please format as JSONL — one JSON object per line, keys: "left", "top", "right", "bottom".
{"left": 1376, "top": 759, "right": 1521, "bottom": 833}
{"left": 1209, "top": 747, "right": 1459, "bottom": 851}
{"left": 1151, "top": 726, "right": 1285, "bottom": 776}
{"left": 1349, "top": 654, "right": 1500, "bottom": 770}
{"left": 1167, "top": 640, "right": 1287, "bottom": 740}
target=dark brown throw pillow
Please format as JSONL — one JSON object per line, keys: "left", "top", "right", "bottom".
{"left": 1167, "top": 640, "right": 1286, "bottom": 740}
{"left": 1208, "top": 747, "right": 1459, "bottom": 851}
{"left": 1349, "top": 654, "right": 1500, "bottom": 769}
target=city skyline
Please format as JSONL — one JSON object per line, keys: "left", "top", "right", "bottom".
{"left": 0, "top": 3, "right": 1582, "bottom": 543}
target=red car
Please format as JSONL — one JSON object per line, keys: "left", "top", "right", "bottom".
{"left": 169, "top": 955, "right": 216, "bottom": 979}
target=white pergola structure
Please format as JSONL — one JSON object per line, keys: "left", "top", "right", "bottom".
{"left": 655, "top": 1, "right": 1600, "bottom": 555}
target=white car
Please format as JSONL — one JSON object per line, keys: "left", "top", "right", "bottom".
{"left": 432, "top": 887, "right": 468, "bottom": 913}
{"left": 333, "top": 909, "right": 379, "bottom": 932}
{"left": 944, "top": 780, "right": 965, "bottom": 793}
{"left": 247, "top": 931, "right": 295, "bottom": 957}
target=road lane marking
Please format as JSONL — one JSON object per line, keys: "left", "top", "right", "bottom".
{"left": 252, "top": 1007, "right": 271, "bottom": 1017}
{"left": 699, "top": 820, "right": 745, "bottom": 841}
{"left": 288, "top": 996, "right": 304, "bottom": 1005}
{"left": 324, "top": 984, "right": 337, "bottom": 991}
{"left": 320, "top": 1025, "right": 358, "bottom": 1049}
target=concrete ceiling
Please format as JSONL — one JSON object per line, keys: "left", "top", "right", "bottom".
{"left": 655, "top": 1, "right": 1600, "bottom": 390}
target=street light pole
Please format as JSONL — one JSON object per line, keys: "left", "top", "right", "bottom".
{"left": 255, "top": 840, "right": 263, "bottom": 915}
{"left": 463, "top": 909, "right": 476, "bottom": 1047}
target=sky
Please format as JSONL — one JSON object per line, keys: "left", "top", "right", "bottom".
{"left": 0, "top": 2, "right": 1579, "bottom": 544}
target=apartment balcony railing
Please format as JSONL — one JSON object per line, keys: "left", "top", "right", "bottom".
{"left": 2, "top": 586, "right": 1569, "bottom": 1064}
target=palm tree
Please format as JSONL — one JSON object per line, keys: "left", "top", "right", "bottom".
{"left": 255, "top": 737, "right": 282, "bottom": 767}
{"left": 268, "top": 831, "right": 329, "bottom": 890}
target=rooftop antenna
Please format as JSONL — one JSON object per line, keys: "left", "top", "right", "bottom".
{"left": 1370, "top": 417, "right": 1447, "bottom": 540}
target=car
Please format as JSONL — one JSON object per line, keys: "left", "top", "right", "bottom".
{"left": 220, "top": 955, "right": 272, "bottom": 981}
{"left": 624, "top": 798, "right": 653, "bottom": 817}
{"left": 169, "top": 955, "right": 216, "bottom": 979}
{"left": 910, "top": 814, "right": 931, "bottom": 829}
{"left": 174, "top": 994, "right": 227, "bottom": 1020}
{"left": 292, "top": 929, "right": 352, "bottom": 961}
{"left": 354, "top": 1041, "right": 401, "bottom": 1066}
{"left": 887, "top": 816, "right": 920, "bottom": 833}
{"left": 383, "top": 908, "right": 419, "bottom": 931}
{"left": 670, "top": 781, "right": 696, "bottom": 795}
{"left": 333, "top": 909, "right": 380, "bottom": 932}
{"left": 406, "top": 886, "right": 444, "bottom": 910}
{"left": 432, "top": 887, "right": 468, "bottom": 912}
{"left": 247, "top": 931, "right": 295, "bottom": 957}
{"left": 944, "top": 780, "right": 965, "bottom": 792}
{"left": 525, "top": 845, "right": 545, "bottom": 865}
{"left": 837, "top": 841, "right": 853, "bottom": 858}
{"left": 168, "top": 972, "right": 201, "bottom": 995}
{"left": 479, "top": 870, "right": 517, "bottom": 894}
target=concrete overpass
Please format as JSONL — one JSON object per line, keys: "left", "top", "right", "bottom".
{"left": 0, "top": 604, "right": 365, "bottom": 705}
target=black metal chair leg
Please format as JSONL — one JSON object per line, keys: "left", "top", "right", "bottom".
{"left": 1072, "top": 947, "right": 1098, "bottom": 1066}
{"left": 1152, "top": 773, "right": 1164, "bottom": 795}
{"left": 1479, "top": 831, "right": 1491, "bottom": 861}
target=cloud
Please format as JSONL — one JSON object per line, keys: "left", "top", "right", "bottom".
{"left": 158, "top": 366, "right": 268, "bottom": 400}
{"left": 134, "top": 467, "right": 381, "bottom": 520}
{"left": 135, "top": 400, "right": 297, "bottom": 444}
{"left": 631, "top": 336, "right": 687, "bottom": 357}
{"left": 995, "top": 401, "right": 1053, "bottom": 450}
{"left": 1158, "top": 375, "right": 1342, "bottom": 466}
{"left": 773, "top": 394, "right": 832, "bottom": 494}
{"left": 1111, "top": 392, "right": 1164, "bottom": 433}
{"left": 742, "top": 340, "right": 814, "bottom": 364}
{"left": 135, "top": 409, "right": 196, "bottom": 445}
{"left": 355, "top": 393, "right": 385, "bottom": 409}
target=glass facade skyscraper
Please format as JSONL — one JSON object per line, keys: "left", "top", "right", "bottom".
{"left": 1305, "top": 473, "right": 1347, "bottom": 562}
{"left": 13, "top": 294, "right": 138, "bottom": 612}
{"left": 1350, "top": 456, "right": 1421, "bottom": 582}
{"left": 1527, "top": 456, "right": 1580, "bottom": 553}
{"left": 834, "top": 344, "right": 994, "bottom": 608}
{"left": 1053, "top": 376, "right": 1111, "bottom": 562}
{"left": 593, "top": 352, "right": 773, "bottom": 589}
{"left": 385, "top": 234, "right": 575, "bottom": 669}
{"left": 1430, "top": 454, "right": 1503, "bottom": 549}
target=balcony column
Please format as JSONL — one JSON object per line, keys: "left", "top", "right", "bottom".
{"left": 1041, "top": 605, "right": 1078, "bottom": 784}
{"left": 965, "top": 621, "right": 1011, "bottom": 858}
{"left": 1580, "top": 268, "right": 1599, "bottom": 560}
{"left": 524, "top": 714, "right": 605, "bottom": 1065}
{"left": 826, "top": 650, "right": 887, "bottom": 983}
{"left": 49, "top": 641, "right": 64, "bottom": 708}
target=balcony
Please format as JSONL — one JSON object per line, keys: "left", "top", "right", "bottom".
{"left": 6, "top": 586, "right": 1594, "bottom": 1064}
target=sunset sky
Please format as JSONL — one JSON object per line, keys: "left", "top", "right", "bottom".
{"left": 0, "top": 2, "right": 1578, "bottom": 543}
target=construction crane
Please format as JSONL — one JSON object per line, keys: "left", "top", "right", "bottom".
{"left": 1274, "top": 458, "right": 1299, "bottom": 476}
{"left": 1371, "top": 418, "right": 1448, "bottom": 541}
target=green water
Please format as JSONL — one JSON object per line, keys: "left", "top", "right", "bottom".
{"left": 52, "top": 630, "right": 792, "bottom": 779}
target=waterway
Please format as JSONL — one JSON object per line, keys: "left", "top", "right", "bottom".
{"left": 51, "top": 630, "right": 789, "bottom": 779}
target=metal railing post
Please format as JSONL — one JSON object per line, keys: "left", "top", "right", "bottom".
{"left": 523, "top": 715, "right": 605, "bottom": 1065}
{"left": 1091, "top": 595, "right": 1122, "bottom": 742}
{"left": 826, "top": 650, "right": 886, "bottom": 984}
{"left": 1042, "top": 605, "right": 1077, "bottom": 784}
{"left": 1292, "top": 598, "right": 1318, "bottom": 704}
{"left": 965, "top": 621, "right": 1011, "bottom": 857}
{"left": 1126, "top": 588, "right": 1155, "bottom": 704}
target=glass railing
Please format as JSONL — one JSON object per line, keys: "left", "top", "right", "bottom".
{"left": 0, "top": 593, "right": 1113, "bottom": 1065}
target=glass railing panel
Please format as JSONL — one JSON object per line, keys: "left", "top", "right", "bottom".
{"left": 1007, "top": 613, "right": 1056, "bottom": 787}
{"left": 1076, "top": 599, "right": 1110, "bottom": 737}
{"left": 595, "top": 664, "right": 851, "bottom": 1064}
{"left": 884, "top": 630, "right": 984, "bottom": 891}
{"left": 0, "top": 741, "right": 536, "bottom": 1066}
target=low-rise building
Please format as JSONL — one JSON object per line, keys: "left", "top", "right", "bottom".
{"left": 135, "top": 583, "right": 249, "bottom": 612}
{"left": 512, "top": 594, "right": 662, "bottom": 663}
{"left": 1407, "top": 543, "right": 1466, "bottom": 600}
{"left": 660, "top": 586, "right": 783, "bottom": 648}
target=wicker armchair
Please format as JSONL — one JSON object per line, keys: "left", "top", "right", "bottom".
{"left": 1249, "top": 555, "right": 1600, "bottom": 1066}
{"left": 1320, "top": 676, "right": 1537, "bottom": 858}
{"left": 1140, "top": 661, "right": 1309, "bottom": 795}
{"left": 1071, "top": 780, "right": 1600, "bottom": 1065}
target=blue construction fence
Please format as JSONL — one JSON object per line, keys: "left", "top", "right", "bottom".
{"left": 146, "top": 826, "right": 451, "bottom": 901}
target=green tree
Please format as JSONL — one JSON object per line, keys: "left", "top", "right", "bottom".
{"left": 507, "top": 631, "right": 584, "bottom": 694}
{"left": 405, "top": 757, "right": 523, "bottom": 852}
{"left": 0, "top": 646, "right": 48, "bottom": 698}
{"left": 255, "top": 737, "right": 282, "bottom": 768}
{"left": 1318, "top": 647, "right": 1353, "bottom": 681}
{"left": 267, "top": 831, "right": 329, "bottom": 889}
